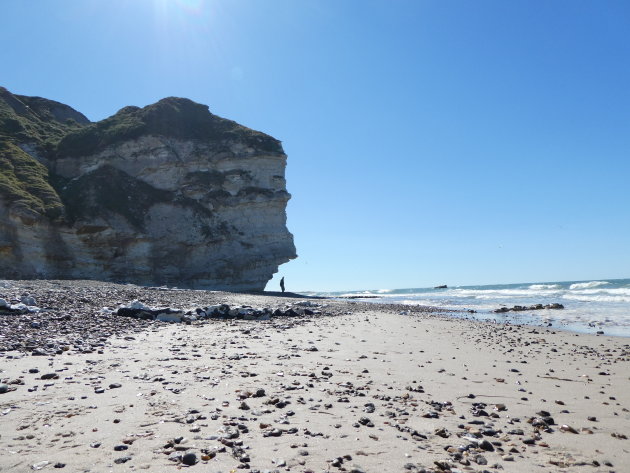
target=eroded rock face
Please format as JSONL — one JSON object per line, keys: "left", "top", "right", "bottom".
{"left": 0, "top": 89, "right": 296, "bottom": 290}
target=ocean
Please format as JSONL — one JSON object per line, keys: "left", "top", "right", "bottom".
{"left": 311, "top": 278, "right": 630, "bottom": 337}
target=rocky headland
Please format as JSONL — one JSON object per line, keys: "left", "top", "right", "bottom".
{"left": 0, "top": 87, "right": 296, "bottom": 290}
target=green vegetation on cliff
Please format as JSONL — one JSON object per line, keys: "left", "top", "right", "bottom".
{"left": 0, "top": 87, "right": 89, "bottom": 217}
{"left": 0, "top": 87, "right": 282, "bottom": 222}
{"left": 0, "top": 141, "right": 64, "bottom": 218}
{"left": 0, "top": 86, "right": 88, "bottom": 153}
{"left": 57, "top": 97, "right": 282, "bottom": 158}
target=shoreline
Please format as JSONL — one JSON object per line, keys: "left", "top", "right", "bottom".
{"left": 1, "top": 280, "right": 629, "bottom": 472}
{"left": 316, "top": 279, "right": 630, "bottom": 338}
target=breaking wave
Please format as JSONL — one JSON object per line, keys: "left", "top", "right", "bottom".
{"left": 569, "top": 281, "right": 610, "bottom": 290}
{"left": 529, "top": 284, "right": 561, "bottom": 290}
{"left": 323, "top": 278, "right": 630, "bottom": 336}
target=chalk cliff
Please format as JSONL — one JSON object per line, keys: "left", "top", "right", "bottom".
{"left": 0, "top": 87, "right": 296, "bottom": 290}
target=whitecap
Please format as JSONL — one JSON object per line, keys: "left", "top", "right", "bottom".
{"left": 569, "top": 281, "right": 610, "bottom": 290}
{"left": 529, "top": 284, "right": 561, "bottom": 290}
{"left": 563, "top": 294, "right": 630, "bottom": 303}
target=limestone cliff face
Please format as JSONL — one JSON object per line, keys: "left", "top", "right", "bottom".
{"left": 0, "top": 89, "right": 296, "bottom": 290}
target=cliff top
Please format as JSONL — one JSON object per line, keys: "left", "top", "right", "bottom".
{"left": 0, "top": 88, "right": 283, "bottom": 218}
{"left": 0, "top": 86, "right": 89, "bottom": 151}
{"left": 56, "top": 96, "right": 282, "bottom": 158}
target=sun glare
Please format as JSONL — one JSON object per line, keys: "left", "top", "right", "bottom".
{"left": 153, "top": 0, "right": 211, "bottom": 26}
{"left": 177, "top": 0, "right": 204, "bottom": 14}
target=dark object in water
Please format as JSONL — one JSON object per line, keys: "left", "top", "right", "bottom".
{"left": 434, "top": 285, "right": 448, "bottom": 289}
{"left": 494, "top": 303, "right": 564, "bottom": 313}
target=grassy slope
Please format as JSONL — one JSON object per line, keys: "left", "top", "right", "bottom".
{"left": 0, "top": 141, "right": 64, "bottom": 217}
{"left": 0, "top": 87, "right": 88, "bottom": 218}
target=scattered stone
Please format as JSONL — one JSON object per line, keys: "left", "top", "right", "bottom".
{"left": 182, "top": 452, "right": 198, "bottom": 466}
{"left": 494, "top": 303, "right": 564, "bottom": 313}
{"left": 560, "top": 424, "right": 579, "bottom": 434}
{"left": 40, "top": 373, "right": 58, "bottom": 380}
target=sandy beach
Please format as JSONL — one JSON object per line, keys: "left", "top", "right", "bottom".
{"left": 0, "top": 280, "right": 629, "bottom": 473}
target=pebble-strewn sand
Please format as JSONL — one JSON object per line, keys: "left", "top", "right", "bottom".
{"left": 0, "top": 280, "right": 629, "bottom": 473}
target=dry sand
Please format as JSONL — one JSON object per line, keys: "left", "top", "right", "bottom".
{"left": 0, "top": 281, "right": 629, "bottom": 473}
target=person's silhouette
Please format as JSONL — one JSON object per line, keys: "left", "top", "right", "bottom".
{"left": 280, "top": 277, "right": 285, "bottom": 293}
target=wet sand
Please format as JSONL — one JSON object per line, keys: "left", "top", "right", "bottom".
{"left": 0, "top": 280, "right": 629, "bottom": 472}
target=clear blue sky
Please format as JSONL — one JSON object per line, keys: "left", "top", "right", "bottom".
{"left": 2, "top": 0, "right": 629, "bottom": 291}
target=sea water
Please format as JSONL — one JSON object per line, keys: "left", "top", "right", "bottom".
{"left": 313, "top": 279, "right": 630, "bottom": 337}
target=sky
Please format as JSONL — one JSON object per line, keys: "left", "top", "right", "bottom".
{"left": 2, "top": 0, "right": 629, "bottom": 292}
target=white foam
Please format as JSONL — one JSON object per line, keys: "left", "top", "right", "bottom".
{"left": 569, "top": 281, "right": 610, "bottom": 290}
{"left": 454, "top": 288, "right": 559, "bottom": 299}
{"left": 574, "top": 288, "right": 630, "bottom": 296}
{"left": 529, "top": 284, "right": 561, "bottom": 290}
{"left": 563, "top": 294, "right": 630, "bottom": 303}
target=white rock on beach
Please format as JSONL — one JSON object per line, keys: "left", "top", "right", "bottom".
{"left": 128, "top": 300, "right": 152, "bottom": 311}
{"left": 20, "top": 295, "right": 37, "bottom": 306}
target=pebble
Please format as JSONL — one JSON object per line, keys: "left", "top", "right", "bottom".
{"left": 349, "top": 467, "right": 367, "bottom": 473}
{"left": 560, "top": 424, "right": 579, "bottom": 434}
{"left": 182, "top": 452, "right": 198, "bottom": 466}
{"left": 31, "top": 461, "right": 49, "bottom": 470}
{"left": 0, "top": 279, "right": 628, "bottom": 473}
{"left": 21, "top": 295, "right": 37, "bottom": 306}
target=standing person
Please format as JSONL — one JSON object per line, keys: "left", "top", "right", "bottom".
{"left": 280, "top": 277, "right": 285, "bottom": 293}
